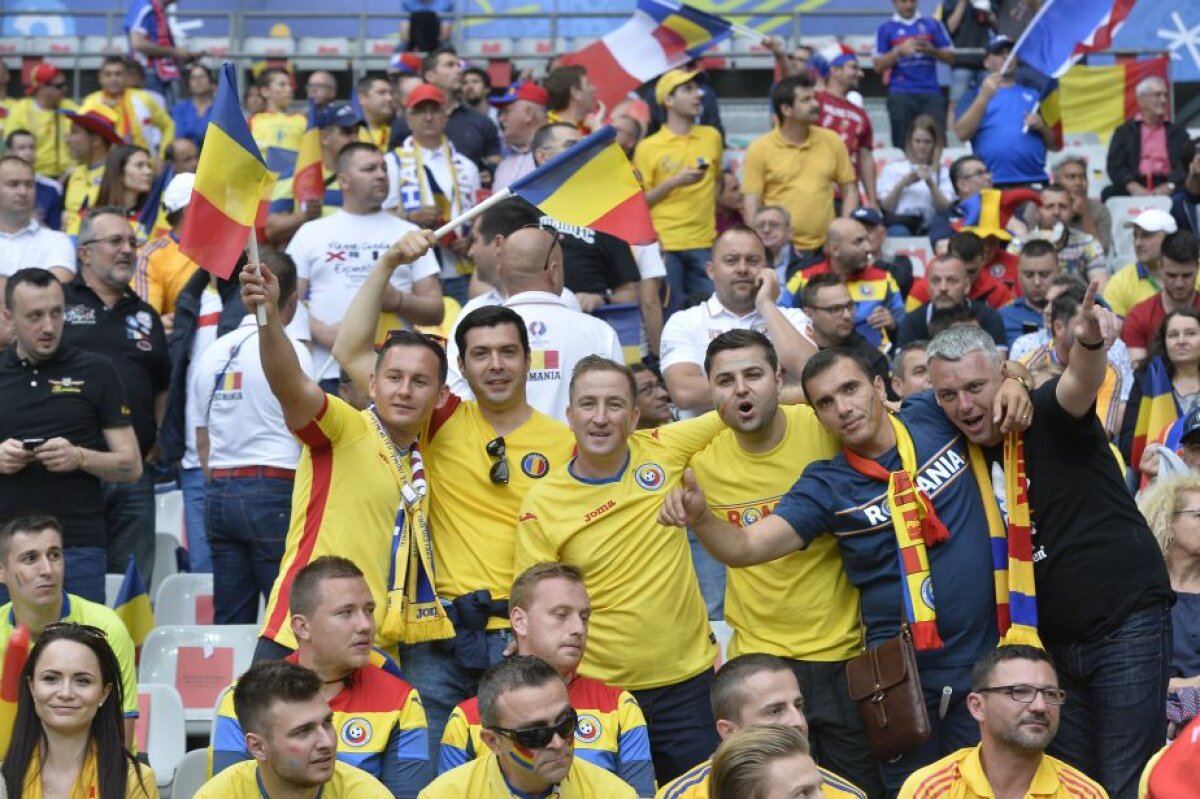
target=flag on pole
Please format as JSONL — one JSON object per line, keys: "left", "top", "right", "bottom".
{"left": 114, "top": 555, "right": 155, "bottom": 648}
{"left": 180, "top": 62, "right": 273, "bottom": 279}
{"left": 1040, "top": 55, "right": 1169, "bottom": 146}
{"left": 0, "top": 624, "right": 30, "bottom": 759}
{"left": 1010, "top": 0, "right": 1138, "bottom": 78}
{"left": 136, "top": 164, "right": 174, "bottom": 241}
{"left": 560, "top": 0, "right": 731, "bottom": 110}
{"left": 508, "top": 126, "right": 656, "bottom": 246}
{"left": 293, "top": 101, "right": 324, "bottom": 206}
{"left": 1131, "top": 356, "right": 1179, "bottom": 476}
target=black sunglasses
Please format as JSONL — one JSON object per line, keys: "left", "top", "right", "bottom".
{"left": 486, "top": 436, "right": 509, "bottom": 485}
{"left": 489, "top": 707, "right": 577, "bottom": 749}
{"left": 517, "top": 223, "right": 562, "bottom": 271}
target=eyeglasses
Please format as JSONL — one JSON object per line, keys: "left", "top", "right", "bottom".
{"left": 975, "top": 684, "right": 1067, "bottom": 705}
{"left": 489, "top": 707, "right": 577, "bottom": 749}
{"left": 809, "top": 300, "right": 856, "bottom": 316}
{"left": 80, "top": 234, "right": 143, "bottom": 250}
{"left": 486, "top": 436, "right": 509, "bottom": 485}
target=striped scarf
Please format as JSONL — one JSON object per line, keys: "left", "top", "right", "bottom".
{"left": 968, "top": 434, "right": 1042, "bottom": 648}
{"left": 843, "top": 415, "right": 949, "bottom": 651}
{"left": 148, "top": 0, "right": 180, "bottom": 81}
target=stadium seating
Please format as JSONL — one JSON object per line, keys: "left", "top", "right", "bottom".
{"left": 156, "top": 490, "right": 185, "bottom": 545}
{"left": 186, "top": 37, "right": 232, "bottom": 58}
{"left": 152, "top": 532, "right": 182, "bottom": 600}
{"left": 885, "top": 236, "right": 936, "bottom": 278}
{"left": 170, "top": 748, "right": 210, "bottom": 799}
{"left": 105, "top": 573, "right": 124, "bottom": 608}
{"left": 1105, "top": 195, "right": 1171, "bottom": 265}
{"left": 136, "top": 683, "right": 188, "bottom": 787}
{"left": 1068, "top": 143, "right": 1111, "bottom": 199}
{"left": 297, "top": 37, "right": 351, "bottom": 70}
{"left": 711, "top": 620, "right": 733, "bottom": 668}
{"left": 154, "top": 573, "right": 216, "bottom": 626}
{"left": 243, "top": 36, "right": 296, "bottom": 59}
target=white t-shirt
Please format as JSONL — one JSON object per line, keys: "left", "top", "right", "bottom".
{"left": 446, "top": 290, "right": 623, "bottom": 423}
{"left": 0, "top": 220, "right": 75, "bottom": 276}
{"left": 287, "top": 209, "right": 440, "bottom": 379}
{"left": 633, "top": 242, "right": 668, "bottom": 280}
{"left": 180, "top": 284, "right": 223, "bottom": 470}
{"left": 189, "top": 315, "right": 315, "bottom": 470}
{"left": 876, "top": 159, "right": 954, "bottom": 227}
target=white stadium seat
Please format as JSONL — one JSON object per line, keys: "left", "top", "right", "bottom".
{"left": 135, "top": 683, "right": 188, "bottom": 787}
{"left": 885, "top": 236, "right": 936, "bottom": 278}
{"left": 156, "top": 489, "right": 184, "bottom": 545}
{"left": 170, "top": 748, "right": 210, "bottom": 799}
{"left": 297, "top": 36, "right": 350, "bottom": 69}
{"left": 187, "top": 36, "right": 231, "bottom": 58}
{"left": 1064, "top": 143, "right": 1111, "bottom": 199}
{"left": 243, "top": 36, "right": 296, "bottom": 58}
{"left": 152, "top": 532, "right": 181, "bottom": 600}
{"left": 941, "top": 145, "right": 973, "bottom": 171}
{"left": 105, "top": 573, "right": 124, "bottom": 608}
{"left": 31, "top": 36, "right": 79, "bottom": 67}
{"left": 463, "top": 38, "right": 513, "bottom": 58}
{"left": 154, "top": 573, "right": 215, "bottom": 626}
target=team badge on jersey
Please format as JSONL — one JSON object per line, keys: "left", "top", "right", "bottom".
{"left": 741, "top": 507, "right": 762, "bottom": 526}
{"left": 521, "top": 452, "right": 550, "bottom": 478}
{"left": 991, "top": 264, "right": 1007, "bottom": 278}
{"left": 575, "top": 714, "right": 603, "bottom": 744}
{"left": 634, "top": 462, "right": 666, "bottom": 491}
{"left": 341, "top": 717, "right": 373, "bottom": 747}
{"left": 920, "top": 576, "right": 935, "bottom": 610}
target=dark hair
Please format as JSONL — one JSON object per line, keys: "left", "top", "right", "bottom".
{"left": 1162, "top": 230, "right": 1200, "bottom": 265}
{"left": 421, "top": 46, "right": 459, "bottom": 81}
{"left": 799, "top": 347, "right": 876, "bottom": 400}
{"left": 290, "top": 555, "right": 365, "bottom": 618}
{"left": 714, "top": 224, "right": 769, "bottom": 262}
{"left": 355, "top": 73, "right": 390, "bottom": 95}
{"left": 256, "top": 67, "right": 290, "bottom": 90}
{"left": 100, "top": 54, "right": 127, "bottom": 71}
{"left": 4, "top": 128, "right": 34, "bottom": 149}
{"left": 2, "top": 623, "right": 150, "bottom": 799}
{"left": 187, "top": 63, "right": 214, "bottom": 85}
{"left": 704, "top": 329, "right": 779, "bottom": 376}
{"left": 454, "top": 305, "right": 530, "bottom": 359}
{"left": 569, "top": 355, "right": 637, "bottom": 405}
{"left": 1040, "top": 182, "right": 1070, "bottom": 199}
{"left": 891, "top": 339, "right": 928, "bottom": 375}
{"left": 0, "top": 514, "right": 62, "bottom": 563}
{"left": 544, "top": 65, "right": 587, "bottom": 112}
{"left": 1048, "top": 290, "right": 1081, "bottom": 329}
{"left": 463, "top": 66, "right": 491, "bottom": 88}
{"left": 335, "top": 141, "right": 380, "bottom": 175}
{"left": 475, "top": 197, "right": 542, "bottom": 242}
{"left": 78, "top": 204, "right": 133, "bottom": 249}
{"left": 947, "top": 231, "right": 985, "bottom": 263}
{"left": 264, "top": 251, "right": 298, "bottom": 307}
{"left": 969, "top": 645, "right": 1055, "bottom": 692}
{"left": 125, "top": 60, "right": 145, "bottom": 80}
{"left": 95, "top": 144, "right": 150, "bottom": 212}
{"left": 0, "top": 153, "right": 33, "bottom": 176}
{"left": 950, "top": 155, "right": 987, "bottom": 193}
{"left": 531, "top": 122, "right": 579, "bottom": 155}
{"left": 233, "top": 660, "right": 323, "bottom": 737}
{"left": 928, "top": 303, "right": 979, "bottom": 338}
{"left": 477, "top": 655, "right": 561, "bottom": 728}
{"left": 4, "top": 266, "right": 61, "bottom": 310}
{"left": 1019, "top": 238, "right": 1057, "bottom": 260}
{"left": 800, "top": 272, "right": 846, "bottom": 310}
{"left": 510, "top": 562, "right": 585, "bottom": 612}
{"left": 711, "top": 653, "right": 797, "bottom": 723}
{"left": 1152, "top": 308, "right": 1200, "bottom": 375}
{"left": 769, "top": 73, "right": 815, "bottom": 120}
{"left": 376, "top": 331, "right": 449, "bottom": 384}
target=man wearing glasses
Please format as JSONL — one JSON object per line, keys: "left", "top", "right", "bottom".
{"left": 800, "top": 274, "right": 889, "bottom": 385}
{"left": 4, "top": 64, "right": 77, "bottom": 180}
{"left": 419, "top": 655, "right": 636, "bottom": 797}
{"left": 899, "top": 646, "right": 1105, "bottom": 799}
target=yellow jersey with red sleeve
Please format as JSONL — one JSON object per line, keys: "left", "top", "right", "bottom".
{"left": 64, "top": 161, "right": 106, "bottom": 237}
{"left": 439, "top": 674, "right": 654, "bottom": 795}
{"left": 656, "top": 759, "right": 867, "bottom": 799}
{"left": 132, "top": 234, "right": 199, "bottom": 315}
{"left": 418, "top": 752, "right": 636, "bottom": 798}
{"left": 195, "top": 759, "right": 393, "bottom": 799}
{"left": 898, "top": 746, "right": 1107, "bottom": 799}
{"left": 424, "top": 395, "right": 575, "bottom": 628}
{"left": 689, "top": 404, "right": 860, "bottom": 662}
{"left": 515, "top": 414, "right": 725, "bottom": 691}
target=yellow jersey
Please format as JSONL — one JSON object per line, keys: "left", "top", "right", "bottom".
{"left": 81, "top": 89, "right": 174, "bottom": 160}
{"left": 633, "top": 124, "right": 724, "bottom": 251}
{"left": 418, "top": 753, "right": 637, "bottom": 798}
{"left": 515, "top": 414, "right": 724, "bottom": 690}
{"left": 133, "top": 234, "right": 198, "bottom": 315}
{"left": 64, "top": 161, "right": 107, "bottom": 237}
{"left": 898, "top": 746, "right": 1107, "bottom": 799}
{"left": 690, "top": 404, "right": 860, "bottom": 661}
{"left": 5, "top": 97, "right": 78, "bottom": 178}
{"left": 195, "top": 760, "right": 392, "bottom": 799}
{"left": 656, "top": 759, "right": 866, "bottom": 799}
{"left": 250, "top": 111, "right": 306, "bottom": 168}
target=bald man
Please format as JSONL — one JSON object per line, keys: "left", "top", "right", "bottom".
{"left": 446, "top": 226, "right": 624, "bottom": 422}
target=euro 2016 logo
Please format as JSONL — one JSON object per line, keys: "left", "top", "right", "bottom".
{"left": 634, "top": 463, "right": 666, "bottom": 491}
{"left": 341, "top": 717, "right": 373, "bottom": 748}
{"left": 574, "top": 714, "right": 602, "bottom": 744}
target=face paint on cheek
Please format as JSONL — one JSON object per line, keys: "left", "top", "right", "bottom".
{"left": 507, "top": 744, "right": 538, "bottom": 771}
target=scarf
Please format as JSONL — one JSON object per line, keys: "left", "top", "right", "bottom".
{"left": 22, "top": 743, "right": 100, "bottom": 799}
{"left": 843, "top": 414, "right": 949, "bottom": 651}
{"left": 148, "top": 0, "right": 180, "bottom": 81}
{"left": 367, "top": 410, "right": 454, "bottom": 644}
{"left": 394, "top": 136, "right": 471, "bottom": 273}
{"left": 967, "top": 434, "right": 1042, "bottom": 648}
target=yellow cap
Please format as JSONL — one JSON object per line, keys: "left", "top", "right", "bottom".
{"left": 655, "top": 68, "right": 702, "bottom": 106}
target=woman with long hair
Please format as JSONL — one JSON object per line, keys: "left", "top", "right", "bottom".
{"left": 94, "top": 144, "right": 154, "bottom": 220}
{"left": 1123, "top": 308, "right": 1200, "bottom": 479}
{"left": 1, "top": 623, "right": 157, "bottom": 798}
{"left": 876, "top": 113, "right": 954, "bottom": 236}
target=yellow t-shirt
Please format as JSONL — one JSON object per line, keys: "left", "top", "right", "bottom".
{"left": 1102, "top": 263, "right": 1159, "bottom": 318}
{"left": 742, "top": 126, "right": 854, "bottom": 251}
{"left": 5, "top": 97, "right": 78, "bottom": 178}
{"left": 656, "top": 759, "right": 866, "bottom": 799}
{"left": 515, "top": 414, "right": 724, "bottom": 691}
{"left": 133, "top": 235, "right": 198, "bottom": 315}
{"left": 690, "top": 404, "right": 860, "bottom": 661}
{"left": 633, "top": 124, "right": 723, "bottom": 251}
{"left": 64, "top": 161, "right": 107, "bottom": 237}
{"left": 195, "top": 760, "right": 392, "bottom": 799}
{"left": 418, "top": 753, "right": 636, "bottom": 799}
{"left": 898, "top": 746, "right": 1106, "bottom": 799}
{"left": 250, "top": 111, "right": 306, "bottom": 161}
{"left": 360, "top": 123, "right": 392, "bottom": 151}
{"left": 425, "top": 397, "right": 575, "bottom": 628}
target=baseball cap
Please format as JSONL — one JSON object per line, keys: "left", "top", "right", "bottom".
{"left": 318, "top": 102, "right": 363, "bottom": 130}
{"left": 27, "top": 62, "right": 64, "bottom": 90}
{"left": 64, "top": 106, "right": 125, "bottom": 147}
{"left": 162, "top": 172, "right": 195, "bottom": 214}
{"left": 490, "top": 81, "right": 550, "bottom": 108}
{"left": 987, "top": 35, "right": 1015, "bottom": 55}
{"left": 404, "top": 83, "right": 446, "bottom": 110}
{"left": 388, "top": 51, "right": 423, "bottom": 75}
{"left": 655, "top": 68, "right": 701, "bottom": 106}
{"left": 852, "top": 207, "right": 884, "bottom": 227}
{"left": 1124, "top": 208, "right": 1178, "bottom": 235}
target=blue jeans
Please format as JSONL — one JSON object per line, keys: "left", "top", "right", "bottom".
{"left": 664, "top": 248, "right": 713, "bottom": 315}
{"left": 878, "top": 665, "right": 980, "bottom": 795}
{"left": 398, "top": 629, "right": 513, "bottom": 761}
{"left": 631, "top": 669, "right": 721, "bottom": 783}
{"left": 887, "top": 92, "right": 947, "bottom": 149}
{"left": 178, "top": 467, "right": 212, "bottom": 572}
{"left": 687, "top": 529, "right": 725, "bottom": 620}
{"left": 102, "top": 474, "right": 156, "bottom": 582}
{"left": 205, "top": 475, "right": 292, "bottom": 625}
{"left": 1045, "top": 604, "right": 1171, "bottom": 799}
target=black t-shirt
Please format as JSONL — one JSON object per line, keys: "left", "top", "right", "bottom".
{"left": 389, "top": 105, "right": 501, "bottom": 172}
{"left": 986, "top": 380, "right": 1173, "bottom": 643}
{"left": 61, "top": 280, "right": 170, "bottom": 456}
{"left": 0, "top": 344, "right": 132, "bottom": 548}
{"left": 539, "top": 216, "right": 641, "bottom": 295}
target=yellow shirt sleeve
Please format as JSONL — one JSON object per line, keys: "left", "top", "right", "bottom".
{"left": 741, "top": 138, "right": 766, "bottom": 196}
{"left": 830, "top": 132, "right": 855, "bottom": 185}
{"left": 147, "top": 93, "right": 176, "bottom": 160}
{"left": 513, "top": 494, "right": 560, "bottom": 578}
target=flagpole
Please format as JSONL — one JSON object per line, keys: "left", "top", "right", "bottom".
{"left": 433, "top": 187, "right": 514, "bottom": 240}
{"left": 730, "top": 22, "right": 765, "bottom": 40}
{"left": 247, "top": 234, "right": 268, "bottom": 327}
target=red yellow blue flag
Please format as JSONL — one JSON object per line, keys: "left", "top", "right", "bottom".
{"left": 293, "top": 101, "right": 324, "bottom": 206}
{"left": 1132, "top": 356, "right": 1179, "bottom": 477}
{"left": 114, "top": 555, "right": 155, "bottom": 649}
{"left": 0, "top": 624, "right": 30, "bottom": 759}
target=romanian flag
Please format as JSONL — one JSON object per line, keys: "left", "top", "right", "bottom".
{"left": 560, "top": 0, "right": 731, "bottom": 110}
{"left": 508, "top": 126, "right": 656, "bottom": 246}
{"left": 1041, "top": 55, "right": 1169, "bottom": 147}
{"left": 180, "top": 63, "right": 273, "bottom": 279}
{"left": 136, "top": 164, "right": 173, "bottom": 242}
{"left": 1010, "top": 0, "right": 1137, "bottom": 79}
{"left": 1131, "top": 356, "right": 1179, "bottom": 480}
{"left": 530, "top": 350, "right": 560, "bottom": 370}
{"left": 594, "top": 302, "right": 643, "bottom": 364}
{"left": 114, "top": 555, "right": 155, "bottom": 648}
{"left": 293, "top": 101, "right": 324, "bottom": 206}
{"left": 0, "top": 624, "right": 30, "bottom": 759}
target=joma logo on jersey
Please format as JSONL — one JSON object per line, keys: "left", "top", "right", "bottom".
{"left": 583, "top": 500, "right": 616, "bottom": 523}
{"left": 861, "top": 450, "right": 966, "bottom": 526}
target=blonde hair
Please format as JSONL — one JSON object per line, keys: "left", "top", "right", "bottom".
{"left": 1137, "top": 473, "right": 1200, "bottom": 556}
{"left": 711, "top": 725, "right": 811, "bottom": 799}
{"left": 906, "top": 113, "right": 945, "bottom": 168}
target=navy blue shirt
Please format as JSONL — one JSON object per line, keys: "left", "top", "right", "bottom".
{"left": 998, "top": 296, "right": 1044, "bottom": 344}
{"left": 956, "top": 83, "right": 1048, "bottom": 185}
{"left": 35, "top": 175, "right": 63, "bottom": 231}
{"left": 876, "top": 13, "right": 952, "bottom": 95}
{"left": 774, "top": 393, "right": 999, "bottom": 669}
{"left": 1172, "top": 592, "right": 1200, "bottom": 678}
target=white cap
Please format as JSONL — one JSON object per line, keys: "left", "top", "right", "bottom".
{"left": 163, "top": 172, "right": 195, "bottom": 214}
{"left": 1123, "top": 208, "right": 1177, "bottom": 234}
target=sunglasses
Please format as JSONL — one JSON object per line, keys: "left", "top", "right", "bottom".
{"left": 489, "top": 707, "right": 577, "bottom": 749}
{"left": 518, "top": 223, "right": 563, "bottom": 271}
{"left": 486, "top": 436, "right": 509, "bottom": 485}
{"left": 43, "top": 622, "right": 108, "bottom": 640}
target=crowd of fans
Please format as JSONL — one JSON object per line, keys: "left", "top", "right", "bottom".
{"left": 1, "top": 0, "right": 1200, "bottom": 796}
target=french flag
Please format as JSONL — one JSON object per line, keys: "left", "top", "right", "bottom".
{"left": 1010, "top": 0, "right": 1138, "bottom": 78}
{"left": 560, "top": 0, "right": 732, "bottom": 110}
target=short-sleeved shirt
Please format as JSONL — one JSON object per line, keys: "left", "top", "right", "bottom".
{"left": 742, "top": 127, "right": 855, "bottom": 250}
{"left": 876, "top": 159, "right": 954, "bottom": 227}
{"left": 898, "top": 746, "right": 1105, "bottom": 799}
{"left": 132, "top": 234, "right": 199, "bottom": 315}
{"left": 0, "top": 219, "right": 75, "bottom": 275}
{"left": 418, "top": 753, "right": 637, "bottom": 799}
{"left": 1102, "top": 262, "right": 1168, "bottom": 317}
{"left": 61, "top": 277, "right": 170, "bottom": 456}
{"left": 388, "top": 105, "right": 501, "bottom": 173}
{"left": 196, "top": 760, "right": 393, "bottom": 799}
{"left": 64, "top": 162, "right": 106, "bottom": 237}
{"left": 540, "top": 216, "right": 642, "bottom": 296}
{"left": 0, "top": 344, "right": 132, "bottom": 548}
{"left": 690, "top": 404, "right": 860, "bottom": 661}
{"left": 773, "top": 394, "right": 1000, "bottom": 668}
{"left": 788, "top": 261, "right": 905, "bottom": 349}
{"left": 249, "top": 111, "right": 307, "bottom": 174}
{"left": 633, "top": 124, "right": 723, "bottom": 250}
{"left": 35, "top": 175, "right": 64, "bottom": 231}
{"left": 4, "top": 98, "right": 77, "bottom": 178}
{"left": 0, "top": 593, "right": 139, "bottom": 719}
{"left": 1122, "top": 293, "right": 1200, "bottom": 351}
{"left": 956, "top": 83, "right": 1048, "bottom": 185}
{"left": 211, "top": 652, "right": 429, "bottom": 795}
{"left": 515, "top": 415, "right": 725, "bottom": 690}
{"left": 875, "top": 13, "right": 953, "bottom": 95}
{"left": 656, "top": 759, "right": 866, "bottom": 799}
{"left": 817, "top": 91, "right": 874, "bottom": 178}
{"left": 440, "top": 675, "right": 653, "bottom": 795}
{"left": 171, "top": 98, "right": 212, "bottom": 145}
{"left": 999, "top": 296, "right": 1045, "bottom": 344}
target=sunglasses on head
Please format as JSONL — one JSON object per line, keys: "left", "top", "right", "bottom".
{"left": 486, "top": 436, "right": 509, "bottom": 485}
{"left": 517, "top": 223, "right": 563, "bottom": 271}
{"left": 489, "top": 707, "right": 577, "bottom": 749}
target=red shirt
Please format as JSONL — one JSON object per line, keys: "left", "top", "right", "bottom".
{"left": 909, "top": 267, "right": 1013, "bottom": 310}
{"left": 817, "top": 91, "right": 873, "bottom": 177}
{"left": 1121, "top": 293, "right": 1200, "bottom": 350}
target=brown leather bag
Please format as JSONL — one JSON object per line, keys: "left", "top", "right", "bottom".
{"left": 845, "top": 626, "right": 931, "bottom": 761}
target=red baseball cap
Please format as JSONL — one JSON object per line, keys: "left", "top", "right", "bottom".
{"left": 27, "top": 62, "right": 64, "bottom": 90}
{"left": 491, "top": 81, "right": 550, "bottom": 108}
{"left": 404, "top": 83, "right": 446, "bottom": 110}
{"left": 65, "top": 107, "right": 126, "bottom": 147}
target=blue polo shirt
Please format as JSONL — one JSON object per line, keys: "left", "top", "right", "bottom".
{"left": 876, "top": 13, "right": 951, "bottom": 95}
{"left": 774, "top": 393, "right": 999, "bottom": 669}
{"left": 956, "top": 83, "right": 1048, "bottom": 185}
{"left": 35, "top": 175, "right": 63, "bottom": 230}
{"left": 999, "top": 296, "right": 1044, "bottom": 344}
